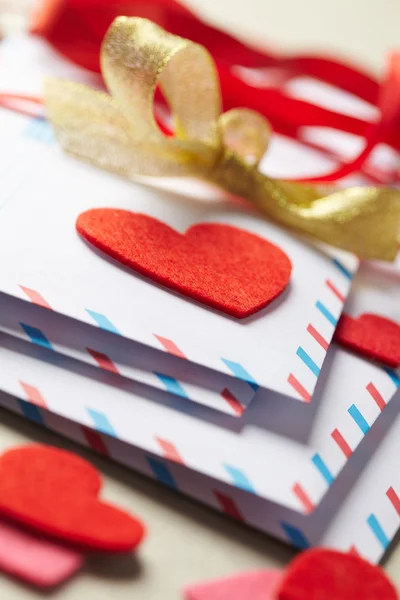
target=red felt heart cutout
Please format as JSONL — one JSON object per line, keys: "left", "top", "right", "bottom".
{"left": 184, "top": 569, "right": 283, "bottom": 600}
{"left": 76, "top": 210, "right": 292, "bottom": 318}
{"left": 0, "top": 445, "right": 145, "bottom": 552}
{"left": 334, "top": 313, "right": 400, "bottom": 368}
{"left": 276, "top": 548, "right": 397, "bottom": 600}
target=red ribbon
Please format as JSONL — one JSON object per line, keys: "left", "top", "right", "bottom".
{"left": 21, "top": 0, "right": 400, "bottom": 183}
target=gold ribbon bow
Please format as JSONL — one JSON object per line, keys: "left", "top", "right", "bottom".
{"left": 45, "top": 16, "right": 400, "bottom": 260}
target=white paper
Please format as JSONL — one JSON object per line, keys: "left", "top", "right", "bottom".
{"left": 0, "top": 35, "right": 359, "bottom": 404}
{"left": 0, "top": 326, "right": 397, "bottom": 559}
{"left": 0, "top": 256, "right": 396, "bottom": 558}
{"left": 0, "top": 278, "right": 396, "bottom": 513}
{"left": 0, "top": 292, "right": 256, "bottom": 415}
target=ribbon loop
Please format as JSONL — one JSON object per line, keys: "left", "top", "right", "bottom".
{"left": 218, "top": 108, "right": 271, "bottom": 167}
{"left": 45, "top": 16, "right": 400, "bottom": 260}
{"left": 101, "top": 17, "right": 221, "bottom": 173}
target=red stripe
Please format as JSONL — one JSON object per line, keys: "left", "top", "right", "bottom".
{"left": 154, "top": 335, "right": 187, "bottom": 359}
{"left": 81, "top": 426, "right": 109, "bottom": 456}
{"left": 292, "top": 483, "right": 314, "bottom": 514}
{"left": 325, "top": 279, "right": 345, "bottom": 303}
{"left": 386, "top": 487, "right": 400, "bottom": 516}
{"left": 221, "top": 388, "right": 244, "bottom": 416}
{"left": 366, "top": 382, "right": 386, "bottom": 411}
{"left": 288, "top": 374, "right": 312, "bottom": 402}
{"left": 331, "top": 428, "right": 352, "bottom": 459}
{"left": 0, "top": 94, "right": 44, "bottom": 118}
{"left": 19, "top": 285, "right": 52, "bottom": 310}
{"left": 86, "top": 348, "right": 120, "bottom": 375}
{"left": 214, "top": 491, "right": 244, "bottom": 521}
{"left": 307, "top": 323, "right": 329, "bottom": 351}
{"left": 19, "top": 381, "right": 47, "bottom": 408}
{"left": 155, "top": 437, "right": 184, "bottom": 464}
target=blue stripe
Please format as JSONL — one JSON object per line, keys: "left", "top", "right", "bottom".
{"left": 280, "top": 522, "right": 310, "bottom": 549}
{"left": 296, "top": 347, "right": 320, "bottom": 376}
{"left": 224, "top": 465, "right": 255, "bottom": 493}
{"left": 19, "top": 323, "right": 53, "bottom": 350}
{"left": 221, "top": 359, "right": 258, "bottom": 391}
{"left": 312, "top": 453, "right": 334, "bottom": 485}
{"left": 42, "top": 122, "right": 55, "bottom": 144}
{"left": 86, "top": 310, "right": 121, "bottom": 335}
{"left": 348, "top": 404, "right": 370, "bottom": 434}
{"left": 385, "top": 369, "right": 400, "bottom": 388}
{"left": 23, "top": 118, "right": 55, "bottom": 144}
{"left": 147, "top": 457, "right": 177, "bottom": 489}
{"left": 315, "top": 301, "right": 337, "bottom": 326}
{"left": 154, "top": 373, "right": 189, "bottom": 398}
{"left": 17, "top": 399, "right": 45, "bottom": 426}
{"left": 367, "top": 514, "right": 389, "bottom": 549}
{"left": 87, "top": 408, "right": 117, "bottom": 437}
{"left": 23, "top": 117, "right": 42, "bottom": 139}
{"left": 332, "top": 258, "right": 353, "bottom": 280}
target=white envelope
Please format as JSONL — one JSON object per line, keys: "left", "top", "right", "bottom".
{"left": 0, "top": 383, "right": 398, "bottom": 565}
{"left": 0, "top": 36, "right": 359, "bottom": 412}
{"left": 0, "top": 123, "right": 357, "bottom": 404}
{"left": 0, "top": 293, "right": 257, "bottom": 415}
{"left": 0, "top": 246, "right": 397, "bottom": 554}
{"left": 0, "top": 319, "right": 397, "bottom": 562}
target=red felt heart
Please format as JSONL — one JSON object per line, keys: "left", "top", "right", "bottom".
{"left": 276, "top": 548, "right": 397, "bottom": 600}
{"left": 334, "top": 313, "right": 400, "bottom": 368}
{"left": 184, "top": 569, "right": 282, "bottom": 600}
{"left": 0, "top": 445, "right": 145, "bottom": 552}
{"left": 76, "top": 210, "right": 292, "bottom": 318}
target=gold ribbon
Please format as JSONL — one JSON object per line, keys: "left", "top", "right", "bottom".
{"left": 45, "top": 16, "right": 400, "bottom": 260}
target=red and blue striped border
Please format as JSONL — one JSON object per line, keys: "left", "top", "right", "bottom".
{"left": 17, "top": 285, "right": 253, "bottom": 415}
{"left": 292, "top": 370, "right": 400, "bottom": 512}
{"left": 9, "top": 374, "right": 400, "bottom": 556}
{"left": 288, "top": 260, "right": 351, "bottom": 402}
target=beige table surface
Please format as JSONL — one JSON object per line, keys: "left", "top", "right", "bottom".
{"left": 0, "top": 0, "right": 399, "bottom": 598}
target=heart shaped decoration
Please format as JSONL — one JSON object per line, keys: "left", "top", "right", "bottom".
{"left": 334, "top": 313, "right": 400, "bottom": 368}
{"left": 276, "top": 549, "right": 397, "bottom": 600}
{"left": 76, "top": 210, "right": 292, "bottom": 318}
{"left": 0, "top": 445, "right": 145, "bottom": 552}
{"left": 184, "top": 569, "right": 283, "bottom": 600}
{"left": 0, "top": 518, "right": 83, "bottom": 588}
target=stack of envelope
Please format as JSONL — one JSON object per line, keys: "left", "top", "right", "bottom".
{"left": 0, "top": 33, "right": 399, "bottom": 565}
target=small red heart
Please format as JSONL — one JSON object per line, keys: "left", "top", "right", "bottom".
{"left": 76, "top": 210, "right": 292, "bottom": 318}
{"left": 0, "top": 445, "right": 145, "bottom": 552}
{"left": 184, "top": 569, "right": 282, "bottom": 600}
{"left": 276, "top": 548, "right": 397, "bottom": 600}
{"left": 334, "top": 313, "right": 400, "bottom": 368}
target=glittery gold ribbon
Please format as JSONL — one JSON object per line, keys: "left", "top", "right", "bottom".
{"left": 45, "top": 16, "right": 400, "bottom": 260}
